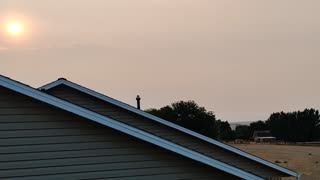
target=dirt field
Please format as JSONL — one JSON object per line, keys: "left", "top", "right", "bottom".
{"left": 231, "top": 144, "right": 320, "bottom": 179}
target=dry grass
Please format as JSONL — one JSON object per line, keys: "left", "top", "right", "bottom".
{"left": 231, "top": 143, "right": 320, "bottom": 179}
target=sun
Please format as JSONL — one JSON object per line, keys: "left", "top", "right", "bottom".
{"left": 6, "top": 22, "right": 24, "bottom": 36}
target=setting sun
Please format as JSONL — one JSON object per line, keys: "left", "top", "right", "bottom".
{"left": 6, "top": 21, "right": 24, "bottom": 36}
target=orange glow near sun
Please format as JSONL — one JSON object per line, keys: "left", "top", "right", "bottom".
{"left": 6, "top": 21, "right": 24, "bottom": 36}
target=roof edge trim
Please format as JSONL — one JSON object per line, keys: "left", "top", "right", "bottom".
{"left": 39, "top": 79, "right": 300, "bottom": 178}
{"left": 0, "top": 75, "right": 262, "bottom": 180}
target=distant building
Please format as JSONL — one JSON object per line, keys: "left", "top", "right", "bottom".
{"left": 253, "top": 130, "right": 276, "bottom": 142}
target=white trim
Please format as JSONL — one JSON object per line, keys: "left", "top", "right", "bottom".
{"left": 0, "top": 76, "right": 263, "bottom": 180}
{"left": 40, "top": 79, "right": 300, "bottom": 178}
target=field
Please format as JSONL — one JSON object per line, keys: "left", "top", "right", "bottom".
{"left": 231, "top": 144, "right": 320, "bottom": 179}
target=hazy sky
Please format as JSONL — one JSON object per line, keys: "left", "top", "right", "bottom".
{"left": 1, "top": 0, "right": 320, "bottom": 122}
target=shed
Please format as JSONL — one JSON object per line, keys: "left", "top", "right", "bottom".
{"left": 253, "top": 131, "right": 276, "bottom": 143}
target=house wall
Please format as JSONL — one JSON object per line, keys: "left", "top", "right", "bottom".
{"left": 46, "top": 84, "right": 288, "bottom": 179}
{"left": 0, "top": 86, "right": 238, "bottom": 180}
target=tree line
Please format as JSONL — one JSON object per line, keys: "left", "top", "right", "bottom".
{"left": 146, "top": 100, "right": 320, "bottom": 142}
{"left": 268, "top": 109, "right": 320, "bottom": 142}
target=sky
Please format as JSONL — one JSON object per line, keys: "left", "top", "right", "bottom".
{"left": 1, "top": 0, "right": 320, "bottom": 122}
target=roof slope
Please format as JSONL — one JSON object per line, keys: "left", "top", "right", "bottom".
{"left": 40, "top": 78, "right": 300, "bottom": 179}
{"left": 0, "top": 75, "right": 262, "bottom": 180}
{"left": 0, "top": 86, "right": 238, "bottom": 179}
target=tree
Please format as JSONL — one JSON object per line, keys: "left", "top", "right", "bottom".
{"left": 216, "top": 120, "right": 234, "bottom": 140}
{"left": 250, "top": 120, "right": 269, "bottom": 131}
{"left": 266, "top": 108, "right": 320, "bottom": 142}
{"left": 248, "top": 120, "right": 270, "bottom": 137}
{"left": 234, "top": 125, "right": 251, "bottom": 139}
{"left": 146, "top": 100, "right": 230, "bottom": 140}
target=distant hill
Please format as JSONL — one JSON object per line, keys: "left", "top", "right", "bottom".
{"left": 229, "top": 121, "right": 253, "bottom": 130}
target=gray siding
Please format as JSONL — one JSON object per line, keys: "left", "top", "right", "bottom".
{"left": 0, "top": 86, "right": 238, "bottom": 180}
{"left": 47, "top": 84, "right": 289, "bottom": 179}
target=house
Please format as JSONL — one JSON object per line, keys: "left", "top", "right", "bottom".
{"left": 253, "top": 131, "right": 276, "bottom": 143}
{"left": 0, "top": 75, "right": 300, "bottom": 179}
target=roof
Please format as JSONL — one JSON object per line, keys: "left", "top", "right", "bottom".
{"left": 0, "top": 75, "right": 263, "bottom": 180}
{"left": 40, "top": 78, "right": 300, "bottom": 179}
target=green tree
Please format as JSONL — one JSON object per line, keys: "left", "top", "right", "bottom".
{"left": 248, "top": 120, "right": 269, "bottom": 137}
{"left": 216, "top": 120, "right": 234, "bottom": 140}
{"left": 234, "top": 125, "right": 251, "bottom": 139}
{"left": 250, "top": 120, "right": 269, "bottom": 131}
{"left": 267, "top": 108, "right": 320, "bottom": 142}
{"left": 146, "top": 100, "right": 230, "bottom": 140}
